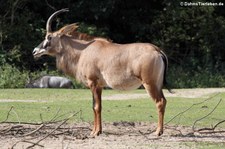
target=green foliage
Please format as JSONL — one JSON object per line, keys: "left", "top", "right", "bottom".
{"left": 151, "top": 1, "right": 225, "bottom": 66}
{"left": 0, "top": 64, "right": 28, "bottom": 88}
{"left": 0, "top": 0, "right": 225, "bottom": 88}
{"left": 168, "top": 65, "right": 225, "bottom": 88}
{"left": 0, "top": 64, "right": 85, "bottom": 89}
{"left": 77, "top": 23, "right": 110, "bottom": 38}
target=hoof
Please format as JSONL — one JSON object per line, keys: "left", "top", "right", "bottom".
{"left": 155, "top": 129, "right": 163, "bottom": 136}
{"left": 90, "top": 130, "right": 102, "bottom": 137}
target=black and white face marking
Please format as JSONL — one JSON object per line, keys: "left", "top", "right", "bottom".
{"left": 33, "top": 35, "right": 52, "bottom": 58}
{"left": 43, "top": 35, "right": 52, "bottom": 48}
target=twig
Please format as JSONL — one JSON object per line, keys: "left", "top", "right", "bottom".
{"left": 0, "top": 125, "right": 23, "bottom": 134}
{"left": 9, "top": 110, "right": 81, "bottom": 149}
{"left": 1, "top": 109, "right": 76, "bottom": 126}
{"left": 22, "top": 124, "right": 45, "bottom": 137}
{"left": 79, "top": 108, "right": 84, "bottom": 122}
{"left": 0, "top": 106, "right": 14, "bottom": 123}
{"left": 1, "top": 121, "right": 44, "bottom": 125}
{"left": 25, "top": 111, "right": 81, "bottom": 149}
{"left": 1, "top": 119, "right": 70, "bottom": 125}
{"left": 1, "top": 106, "right": 85, "bottom": 148}
{"left": 49, "top": 108, "right": 61, "bottom": 122}
{"left": 22, "top": 140, "right": 44, "bottom": 148}
{"left": 13, "top": 110, "right": 76, "bottom": 126}
{"left": 138, "top": 130, "right": 155, "bottom": 140}
{"left": 0, "top": 106, "right": 21, "bottom": 124}
{"left": 50, "top": 110, "right": 77, "bottom": 122}
{"left": 45, "top": 0, "right": 56, "bottom": 10}
{"left": 40, "top": 113, "right": 44, "bottom": 124}
{"left": 192, "top": 98, "right": 222, "bottom": 131}
{"left": 197, "top": 119, "right": 225, "bottom": 133}
{"left": 165, "top": 93, "right": 220, "bottom": 125}
{"left": 213, "top": 119, "right": 225, "bottom": 130}
{"left": 11, "top": 136, "right": 44, "bottom": 149}
{"left": 12, "top": 108, "right": 20, "bottom": 124}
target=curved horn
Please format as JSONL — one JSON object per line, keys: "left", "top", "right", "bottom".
{"left": 46, "top": 8, "right": 69, "bottom": 33}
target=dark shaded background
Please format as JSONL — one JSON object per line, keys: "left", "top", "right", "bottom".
{"left": 0, "top": 0, "right": 225, "bottom": 88}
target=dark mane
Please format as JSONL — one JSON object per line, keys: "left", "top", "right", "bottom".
{"left": 57, "top": 24, "right": 112, "bottom": 42}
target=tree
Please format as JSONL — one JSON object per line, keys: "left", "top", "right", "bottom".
{"left": 0, "top": 0, "right": 225, "bottom": 88}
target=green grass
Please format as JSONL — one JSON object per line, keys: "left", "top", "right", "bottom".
{"left": 0, "top": 89, "right": 225, "bottom": 130}
{"left": 195, "top": 142, "right": 225, "bottom": 149}
{"left": 146, "top": 142, "right": 225, "bottom": 149}
{"left": 0, "top": 89, "right": 92, "bottom": 101}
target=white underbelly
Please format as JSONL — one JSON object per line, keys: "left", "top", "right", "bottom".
{"left": 102, "top": 73, "right": 142, "bottom": 90}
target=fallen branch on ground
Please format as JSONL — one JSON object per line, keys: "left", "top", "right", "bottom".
{"left": 0, "top": 106, "right": 14, "bottom": 124}
{"left": 192, "top": 98, "right": 222, "bottom": 131}
{"left": 196, "top": 119, "right": 225, "bottom": 134}
{"left": 0, "top": 107, "right": 91, "bottom": 149}
{"left": 9, "top": 110, "right": 83, "bottom": 149}
{"left": 24, "top": 112, "right": 80, "bottom": 149}
{"left": 165, "top": 93, "right": 220, "bottom": 125}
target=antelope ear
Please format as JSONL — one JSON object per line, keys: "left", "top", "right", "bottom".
{"left": 58, "top": 23, "right": 79, "bottom": 35}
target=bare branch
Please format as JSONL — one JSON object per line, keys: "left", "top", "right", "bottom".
{"left": 45, "top": 0, "right": 56, "bottom": 10}
{"left": 23, "top": 140, "right": 44, "bottom": 148}
{"left": 192, "top": 98, "right": 222, "bottom": 131}
{"left": 0, "top": 125, "right": 23, "bottom": 135}
{"left": 197, "top": 119, "right": 225, "bottom": 133}
{"left": 9, "top": 110, "right": 82, "bottom": 149}
{"left": 0, "top": 106, "right": 14, "bottom": 123}
{"left": 11, "top": 136, "right": 44, "bottom": 149}
{"left": 49, "top": 107, "right": 61, "bottom": 122}
{"left": 12, "top": 107, "right": 20, "bottom": 124}
{"left": 26, "top": 111, "right": 81, "bottom": 148}
{"left": 22, "top": 124, "right": 45, "bottom": 137}
{"left": 165, "top": 93, "right": 220, "bottom": 125}
{"left": 213, "top": 119, "right": 225, "bottom": 130}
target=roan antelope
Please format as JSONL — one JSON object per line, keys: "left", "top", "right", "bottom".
{"left": 33, "top": 8, "right": 169, "bottom": 136}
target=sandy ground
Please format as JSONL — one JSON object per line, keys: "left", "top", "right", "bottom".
{"left": 1, "top": 121, "right": 225, "bottom": 149}
{"left": 1, "top": 88, "right": 225, "bottom": 149}
{"left": 104, "top": 88, "right": 225, "bottom": 100}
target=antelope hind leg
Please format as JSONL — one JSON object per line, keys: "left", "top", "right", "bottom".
{"left": 143, "top": 83, "right": 167, "bottom": 136}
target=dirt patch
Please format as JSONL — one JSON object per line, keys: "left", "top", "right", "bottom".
{"left": 164, "top": 88, "right": 225, "bottom": 98}
{"left": 0, "top": 99, "right": 48, "bottom": 103}
{"left": 1, "top": 122, "right": 225, "bottom": 149}
{"left": 104, "top": 88, "right": 225, "bottom": 100}
{"left": 1, "top": 88, "right": 225, "bottom": 102}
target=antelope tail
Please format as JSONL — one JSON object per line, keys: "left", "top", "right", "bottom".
{"left": 160, "top": 50, "right": 174, "bottom": 93}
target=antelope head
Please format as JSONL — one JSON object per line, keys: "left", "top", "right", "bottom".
{"left": 33, "top": 8, "right": 70, "bottom": 58}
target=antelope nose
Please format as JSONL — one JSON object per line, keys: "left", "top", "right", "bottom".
{"left": 32, "top": 48, "right": 38, "bottom": 55}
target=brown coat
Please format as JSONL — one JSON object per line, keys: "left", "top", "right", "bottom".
{"left": 33, "top": 9, "right": 168, "bottom": 137}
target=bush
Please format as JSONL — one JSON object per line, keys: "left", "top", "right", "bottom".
{"left": 168, "top": 65, "right": 225, "bottom": 88}
{"left": 0, "top": 64, "right": 86, "bottom": 89}
{"left": 0, "top": 64, "right": 29, "bottom": 88}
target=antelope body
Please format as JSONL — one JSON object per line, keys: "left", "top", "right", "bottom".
{"left": 33, "top": 9, "right": 168, "bottom": 136}
{"left": 26, "top": 75, "right": 74, "bottom": 88}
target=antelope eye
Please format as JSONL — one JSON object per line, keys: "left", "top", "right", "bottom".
{"left": 47, "top": 35, "right": 52, "bottom": 40}
{"left": 43, "top": 40, "right": 49, "bottom": 48}
{"left": 43, "top": 36, "right": 51, "bottom": 48}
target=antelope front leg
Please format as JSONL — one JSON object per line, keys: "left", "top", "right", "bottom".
{"left": 90, "top": 95, "right": 97, "bottom": 136}
{"left": 90, "top": 85, "right": 102, "bottom": 136}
